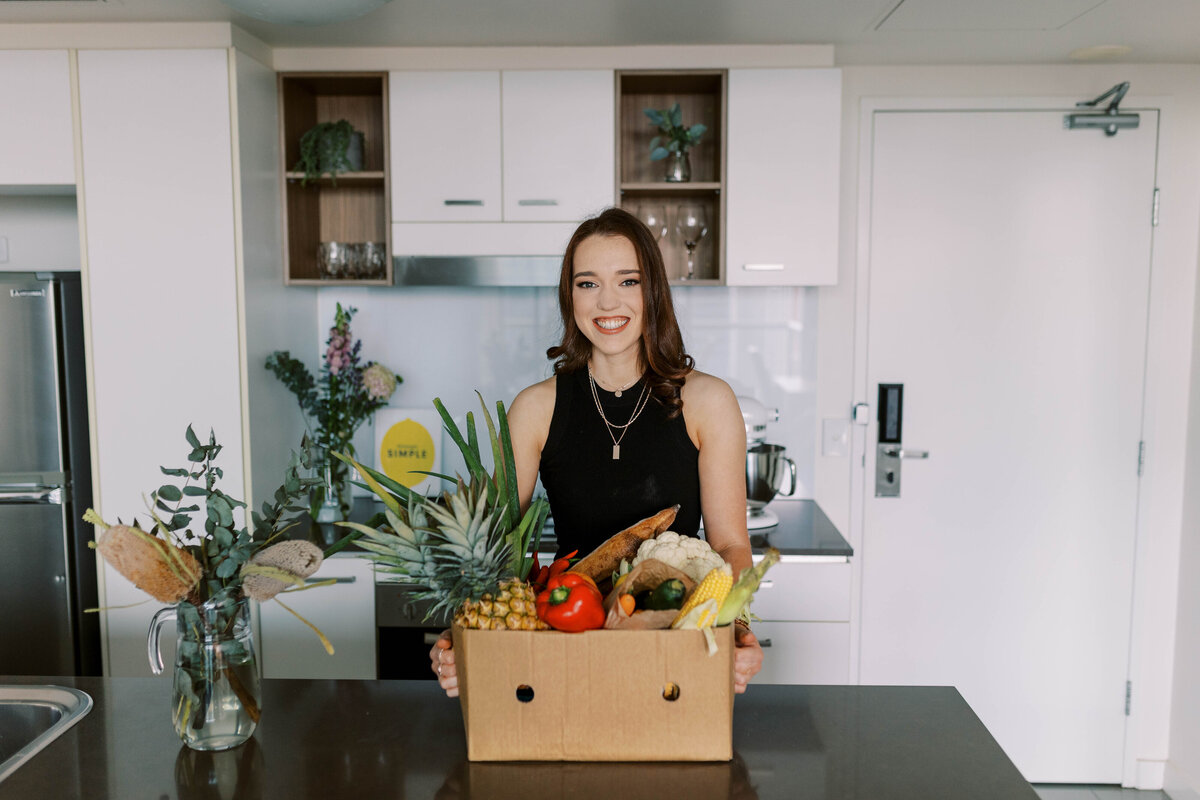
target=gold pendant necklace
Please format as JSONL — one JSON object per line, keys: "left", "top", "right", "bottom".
{"left": 587, "top": 366, "right": 651, "bottom": 460}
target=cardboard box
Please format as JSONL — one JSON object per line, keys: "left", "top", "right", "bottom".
{"left": 452, "top": 625, "right": 734, "bottom": 761}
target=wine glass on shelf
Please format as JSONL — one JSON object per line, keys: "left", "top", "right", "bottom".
{"left": 674, "top": 204, "right": 709, "bottom": 281}
{"left": 634, "top": 204, "right": 668, "bottom": 243}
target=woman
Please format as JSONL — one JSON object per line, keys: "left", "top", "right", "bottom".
{"left": 430, "top": 207, "right": 764, "bottom": 693}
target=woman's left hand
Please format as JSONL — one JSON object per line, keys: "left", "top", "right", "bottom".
{"left": 733, "top": 624, "right": 763, "bottom": 693}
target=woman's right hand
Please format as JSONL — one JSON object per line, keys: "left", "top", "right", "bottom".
{"left": 429, "top": 629, "right": 458, "bottom": 697}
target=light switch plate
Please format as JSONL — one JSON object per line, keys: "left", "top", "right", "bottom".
{"left": 0, "top": 236, "right": 8, "bottom": 263}
{"left": 822, "top": 418, "right": 850, "bottom": 457}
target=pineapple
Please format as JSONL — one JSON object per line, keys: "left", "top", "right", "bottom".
{"left": 338, "top": 395, "right": 551, "bottom": 631}
{"left": 455, "top": 577, "right": 548, "bottom": 631}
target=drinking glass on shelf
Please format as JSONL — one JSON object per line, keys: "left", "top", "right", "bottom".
{"left": 317, "top": 242, "right": 349, "bottom": 280}
{"left": 674, "top": 204, "right": 709, "bottom": 281}
{"left": 635, "top": 204, "right": 668, "bottom": 242}
{"left": 361, "top": 242, "right": 387, "bottom": 279}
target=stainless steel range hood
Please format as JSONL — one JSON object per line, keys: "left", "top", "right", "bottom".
{"left": 392, "top": 256, "right": 561, "bottom": 287}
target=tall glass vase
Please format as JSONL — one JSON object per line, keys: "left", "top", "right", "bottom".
{"left": 313, "top": 444, "right": 354, "bottom": 523}
{"left": 148, "top": 596, "right": 261, "bottom": 751}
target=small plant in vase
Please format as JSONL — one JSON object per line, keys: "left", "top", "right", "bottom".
{"left": 266, "top": 303, "right": 400, "bottom": 522}
{"left": 84, "top": 427, "right": 338, "bottom": 751}
{"left": 294, "top": 119, "right": 364, "bottom": 186}
{"left": 645, "top": 103, "right": 707, "bottom": 182}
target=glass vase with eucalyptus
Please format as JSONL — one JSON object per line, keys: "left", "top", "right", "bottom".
{"left": 149, "top": 594, "right": 261, "bottom": 752}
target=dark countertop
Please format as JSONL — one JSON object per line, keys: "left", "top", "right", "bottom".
{"left": 327, "top": 496, "right": 853, "bottom": 562}
{"left": 740, "top": 499, "right": 852, "bottom": 558}
{"left": 0, "top": 676, "right": 1034, "bottom": 799}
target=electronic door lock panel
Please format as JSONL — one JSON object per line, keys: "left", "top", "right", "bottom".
{"left": 875, "top": 383, "right": 929, "bottom": 497}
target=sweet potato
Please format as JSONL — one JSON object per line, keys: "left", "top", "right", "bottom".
{"left": 567, "top": 505, "right": 680, "bottom": 585}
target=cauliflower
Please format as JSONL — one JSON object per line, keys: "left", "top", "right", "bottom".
{"left": 631, "top": 531, "right": 726, "bottom": 584}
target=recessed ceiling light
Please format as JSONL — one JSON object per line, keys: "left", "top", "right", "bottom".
{"left": 1069, "top": 44, "right": 1132, "bottom": 61}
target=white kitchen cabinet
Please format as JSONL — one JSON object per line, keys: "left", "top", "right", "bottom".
{"left": 501, "top": 70, "right": 614, "bottom": 222}
{"left": 260, "top": 556, "right": 376, "bottom": 679}
{"left": 77, "top": 47, "right": 246, "bottom": 677}
{"left": 390, "top": 69, "right": 614, "bottom": 256}
{"left": 0, "top": 50, "right": 75, "bottom": 186}
{"left": 754, "top": 621, "right": 851, "bottom": 684}
{"left": 390, "top": 71, "right": 503, "bottom": 222}
{"left": 748, "top": 559, "right": 851, "bottom": 684}
{"left": 725, "top": 68, "right": 841, "bottom": 286}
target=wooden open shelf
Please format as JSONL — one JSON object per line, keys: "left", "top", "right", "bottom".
{"left": 616, "top": 71, "right": 727, "bottom": 283}
{"left": 279, "top": 72, "right": 391, "bottom": 285}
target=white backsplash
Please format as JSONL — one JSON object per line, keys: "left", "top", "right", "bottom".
{"left": 316, "top": 284, "right": 817, "bottom": 499}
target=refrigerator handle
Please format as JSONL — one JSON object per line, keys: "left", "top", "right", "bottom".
{"left": 0, "top": 485, "right": 64, "bottom": 505}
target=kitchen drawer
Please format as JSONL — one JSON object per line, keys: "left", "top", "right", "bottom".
{"left": 753, "top": 621, "right": 850, "bottom": 685}
{"left": 748, "top": 561, "right": 851, "bottom": 622}
{"left": 260, "top": 556, "right": 376, "bottom": 679}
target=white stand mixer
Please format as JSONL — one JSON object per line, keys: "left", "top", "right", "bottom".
{"left": 737, "top": 396, "right": 797, "bottom": 530}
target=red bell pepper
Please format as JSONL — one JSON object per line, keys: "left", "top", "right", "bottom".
{"left": 530, "top": 550, "right": 578, "bottom": 594}
{"left": 535, "top": 571, "right": 605, "bottom": 632}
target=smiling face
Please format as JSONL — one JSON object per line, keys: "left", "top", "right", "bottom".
{"left": 571, "top": 233, "right": 645, "bottom": 364}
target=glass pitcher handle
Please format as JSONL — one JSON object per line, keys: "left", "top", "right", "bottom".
{"left": 147, "top": 606, "right": 178, "bottom": 675}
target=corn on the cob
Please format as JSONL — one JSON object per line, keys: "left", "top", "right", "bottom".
{"left": 671, "top": 563, "right": 732, "bottom": 628}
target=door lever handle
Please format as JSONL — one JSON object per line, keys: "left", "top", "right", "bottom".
{"left": 881, "top": 446, "right": 929, "bottom": 459}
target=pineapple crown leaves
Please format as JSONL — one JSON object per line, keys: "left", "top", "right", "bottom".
{"left": 336, "top": 393, "right": 546, "bottom": 581}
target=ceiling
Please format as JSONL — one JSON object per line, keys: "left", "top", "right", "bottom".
{"left": 2, "top": 0, "right": 1200, "bottom": 64}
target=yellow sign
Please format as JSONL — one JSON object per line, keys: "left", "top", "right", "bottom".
{"left": 379, "top": 418, "right": 436, "bottom": 489}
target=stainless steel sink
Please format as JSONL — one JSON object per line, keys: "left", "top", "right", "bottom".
{"left": 0, "top": 686, "right": 93, "bottom": 783}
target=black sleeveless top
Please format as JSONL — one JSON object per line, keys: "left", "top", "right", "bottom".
{"left": 539, "top": 368, "right": 701, "bottom": 558}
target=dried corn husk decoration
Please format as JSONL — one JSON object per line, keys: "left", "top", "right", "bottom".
{"left": 87, "top": 511, "right": 201, "bottom": 603}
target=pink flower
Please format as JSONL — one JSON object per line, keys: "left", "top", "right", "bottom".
{"left": 362, "top": 363, "right": 397, "bottom": 401}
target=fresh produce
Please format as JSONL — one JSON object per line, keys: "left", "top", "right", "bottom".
{"left": 672, "top": 564, "right": 733, "bottom": 629}
{"left": 529, "top": 549, "right": 577, "bottom": 594}
{"left": 536, "top": 573, "right": 606, "bottom": 632}
{"left": 631, "top": 531, "right": 725, "bottom": 585}
{"left": 717, "top": 547, "right": 781, "bottom": 626}
{"left": 567, "top": 505, "right": 679, "bottom": 585}
{"left": 337, "top": 394, "right": 551, "bottom": 631}
{"left": 459, "top": 576, "right": 547, "bottom": 631}
{"left": 618, "top": 593, "right": 637, "bottom": 616}
{"left": 642, "top": 578, "right": 687, "bottom": 611}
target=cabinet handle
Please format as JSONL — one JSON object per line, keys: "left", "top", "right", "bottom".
{"left": 517, "top": 199, "right": 559, "bottom": 206}
{"left": 444, "top": 199, "right": 484, "bottom": 206}
{"left": 306, "top": 576, "right": 356, "bottom": 584}
{"left": 742, "top": 263, "right": 785, "bottom": 272}
{"left": 758, "top": 638, "right": 773, "bottom": 648}
{"left": 759, "top": 579, "right": 774, "bottom": 589}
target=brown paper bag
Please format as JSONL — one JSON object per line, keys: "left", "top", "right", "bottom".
{"left": 603, "top": 559, "right": 696, "bottom": 630}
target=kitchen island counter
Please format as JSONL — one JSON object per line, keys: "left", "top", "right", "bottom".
{"left": 0, "top": 675, "right": 1034, "bottom": 799}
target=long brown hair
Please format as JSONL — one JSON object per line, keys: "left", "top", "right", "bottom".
{"left": 547, "top": 207, "right": 694, "bottom": 417}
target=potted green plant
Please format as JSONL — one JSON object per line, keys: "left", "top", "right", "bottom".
{"left": 294, "top": 119, "right": 364, "bottom": 186}
{"left": 644, "top": 103, "right": 707, "bottom": 182}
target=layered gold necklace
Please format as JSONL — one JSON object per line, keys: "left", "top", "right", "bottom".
{"left": 587, "top": 365, "right": 650, "bottom": 460}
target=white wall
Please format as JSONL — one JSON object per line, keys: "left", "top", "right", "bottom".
{"left": 814, "top": 64, "right": 1200, "bottom": 790}
{"left": 1166, "top": 227, "right": 1200, "bottom": 797}
{"left": 0, "top": 193, "right": 79, "bottom": 271}
{"left": 232, "top": 48, "right": 316, "bottom": 512}
{"left": 310, "top": 284, "right": 819, "bottom": 497}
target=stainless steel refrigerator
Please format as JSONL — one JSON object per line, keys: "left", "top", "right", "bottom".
{"left": 1, "top": 272, "right": 101, "bottom": 676}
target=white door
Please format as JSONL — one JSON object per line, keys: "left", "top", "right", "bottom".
{"left": 858, "top": 107, "right": 1157, "bottom": 782}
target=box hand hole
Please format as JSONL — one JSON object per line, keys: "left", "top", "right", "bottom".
{"left": 515, "top": 684, "right": 535, "bottom": 703}
{"left": 662, "top": 682, "right": 680, "bottom": 701}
